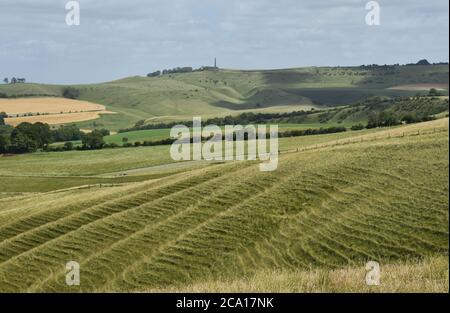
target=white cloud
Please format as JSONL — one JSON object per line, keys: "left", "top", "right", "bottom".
{"left": 0, "top": 0, "right": 448, "bottom": 83}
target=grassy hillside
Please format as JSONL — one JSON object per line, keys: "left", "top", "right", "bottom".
{"left": 1, "top": 118, "right": 447, "bottom": 193}
{"left": 0, "top": 119, "right": 447, "bottom": 292}
{"left": 301, "top": 96, "right": 450, "bottom": 126}
{"left": 1, "top": 64, "right": 447, "bottom": 130}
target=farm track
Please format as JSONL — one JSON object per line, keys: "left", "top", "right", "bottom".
{"left": 0, "top": 126, "right": 448, "bottom": 292}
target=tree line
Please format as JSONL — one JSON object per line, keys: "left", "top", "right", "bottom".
{"left": 119, "top": 110, "right": 319, "bottom": 133}
{"left": 3, "top": 77, "right": 26, "bottom": 84}
{"left": 51, "top": 125, "right": 348, "bottom": 153}
{"left": 0, "top": 120, "right": 111, "bottom": 154}
{"left": 147, "top": 65, "right": 218, "bottom": 78}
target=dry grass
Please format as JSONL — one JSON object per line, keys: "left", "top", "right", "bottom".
{"left": 146, "top": 255, "right": 448, "bottom": 293}
{"left": 0, "top": 97, "right": 115, "bottom": 126}
{"left": 0, "top": 97, "right": 106, "bottom": 114}
{"left": 5, "top": 111, "right": 115, "bottom": 126}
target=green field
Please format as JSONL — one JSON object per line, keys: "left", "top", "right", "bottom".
{"left": 0, "top": 119, "right": 448, "bottom": 292}
{"left": 103, "top": 122, "right": 356, "bottom": 145}
{"left": 1, "top": 65, "right": 447, "bottom": 130}
{"left": 2, "top": 119, "right": 447, "bottom": 192}
{"left": 0, "top": 64, "right": 449, "bottom": 293}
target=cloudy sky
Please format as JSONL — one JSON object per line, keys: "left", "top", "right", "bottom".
{"left": 0, "top": 0, "right": 448, "bottom": 84}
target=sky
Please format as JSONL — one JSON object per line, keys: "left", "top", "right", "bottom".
{"left": 0, "top": 0, "right": 448, "bottom": 84}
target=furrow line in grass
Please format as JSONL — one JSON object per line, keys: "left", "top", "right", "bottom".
{"left": 0, "top": 178, "right": 177, "bottom": 240}
{"left": 0, "top": 164, "right": 246, "bottom": 264}
{"left": 99, "top": 168, "right": 297, "bottom": 291}
{"left": 28, "top": 162, "right": 267, "bottom": 291}
{"left": 0, "top": 163, "right": 254, "bottom": 291}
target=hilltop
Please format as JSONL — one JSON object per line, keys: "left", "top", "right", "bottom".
{"left": 1, "top": 64, "right": 448, "bottom": 130}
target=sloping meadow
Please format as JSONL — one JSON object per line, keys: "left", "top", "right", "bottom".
{"left": 0, "top": 126, "right": 448, "bottom": 292}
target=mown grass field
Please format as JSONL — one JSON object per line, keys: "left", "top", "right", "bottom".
{"left": 0, "top": 119, "right": 447, "bottom": 292}
{"left": 1, "top": 119, "right": 447, "bottom": 193}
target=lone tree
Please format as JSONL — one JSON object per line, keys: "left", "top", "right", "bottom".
{"left": 3, "top": 78, "right": 8, "bottom": 84}
{"left": 63, "top": 141, "right": 74, "bottom": 151}
{"left": 81, "top": 130, "right": 105, "bottom": 150}
{"left": 14, "top": 122, "right": 52, "bottom": 148}
{"left": 62, "top": 87, "right": 80, "bottom": 99}
{"left": 416, "top": 59, "right": 430, "bottom": 65}
{"left": 428, "top": 88, "right": 441, "bottom": 97}
{"left": 0, "top": 112, "right": 7, "bottom": 126}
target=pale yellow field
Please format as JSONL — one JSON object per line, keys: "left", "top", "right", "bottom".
{"left": 0, "top": 97, "right": 106, "bottom": 115}
{"left": 5, "top": 111, "right": 115, "bottom": 126}
{"left": 0, "top": 97, "right": 116, "bottom": 126}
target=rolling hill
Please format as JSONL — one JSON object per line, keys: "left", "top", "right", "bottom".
{"left": 0, "top": 64, "right": 448, "bottom": 292}
{"left": 1, "top": 64, "right": 448, "bottom": 130}
{"left": 0, "top": 119, "right": 448, "bottom": 292}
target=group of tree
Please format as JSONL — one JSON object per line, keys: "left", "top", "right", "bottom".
{"left": 43, "top": 128, "right": 111, "bottom": 152}
{"left": 366, "top": 110, "right": 436, "bottom": 129}
{"left": 0, "top": 92, "right": 56, "bottom": 99}
{"left": 359, "top": 60, "right": 448, "bottom": 68}
{"left": 147, "top": 67, "right": 194, "bottom": 77}
{"left": 0, "top": 122, "right": 106, "bottom": 154}
{"left": 62, "top": 87, "right": 80, "bottom": 99}
{"left": 118, "top": 126, "right": 347, "bottom": 149}
{"left": 80, "top": 130, "right": 106, "bottom": 150}
{"left": 147, "top": 65, "right": 219, "bottom": 78}
{"left": 428, "top": 88, "right": 442, "bottom": 97}
{"left": 147, "top": 70, "right": 161, "bottom": 77}
{"left": 3, "top": 77, "right": 26, "bottom": 84}
{"left": 51, "top": 124, "right": 84, "bottom": 142}
{"left": 119, "top": 110, "right": 318, "bottom": 133}
{"left": 366, "top": 111, "right": 402, "bottom": 128}
{"left": 0, "top": 122, "right": 51, "bottom": 153}
{"left": 406, "top": 59, "right": 448, "bottom": 66}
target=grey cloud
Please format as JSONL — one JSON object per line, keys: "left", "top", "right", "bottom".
{"left": 0, "top": 0, "right": 448, "bottom": 83}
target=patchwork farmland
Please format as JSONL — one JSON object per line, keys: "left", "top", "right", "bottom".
{"left": 0, "top": 119, "right": 448, "bottom": 292}
{"left": 0, "top": 64, "right": 448, "bottom": 293}
{"left": 0, "top": 97, "right": 114, "bottom": 126}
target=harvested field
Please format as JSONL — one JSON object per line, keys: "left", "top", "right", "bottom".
{"left": 0, "top": 97, "right": 114, "bottom": 126}
{"left": 5, "top": 111, "right": 115, "bottom": 126}
{"left": 0, "top": 97, "right": 106, "bottom": 115}
{"left": 0, "top": 120, "right": 447, "bottom": 292}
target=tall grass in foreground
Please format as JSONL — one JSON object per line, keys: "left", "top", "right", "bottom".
{"left": 146, "top": 255, "right": 449, "bottom": 293}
